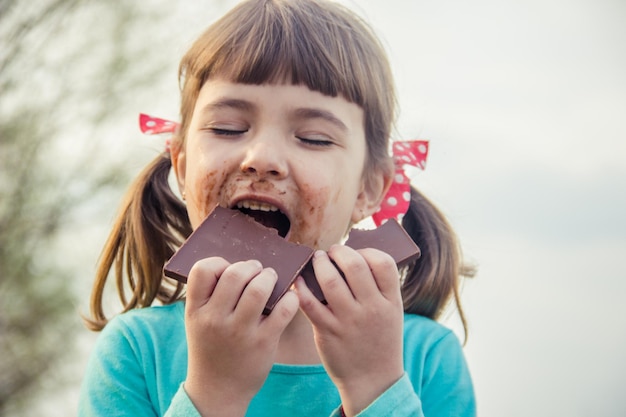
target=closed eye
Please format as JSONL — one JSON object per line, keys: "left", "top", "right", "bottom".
{"left": 297, "top": 136, "right": 333, "bottom": 147}
{"left": 210, "top": 128, "right": 248, "bottom": 136}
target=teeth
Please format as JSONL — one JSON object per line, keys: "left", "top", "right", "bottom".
{"left": 236, "top": 200, "right": 279, "bottom": 212}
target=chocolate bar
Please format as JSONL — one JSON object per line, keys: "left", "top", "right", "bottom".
{"left": 164, "top": 206, "right": 314, "bottom": 314}
{"left": 301, "top": 219, "right": 421, "bottom": 303}
{"left": 164, "top": 206, "right": 420, "bottom": 313}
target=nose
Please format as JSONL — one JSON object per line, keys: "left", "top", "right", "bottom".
{"left": 240, "top": 139, "right": 288, "bottom": 178}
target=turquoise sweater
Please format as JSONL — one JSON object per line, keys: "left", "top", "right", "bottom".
{"left": 79, "top": 302, "right": 475, "bottom": 416}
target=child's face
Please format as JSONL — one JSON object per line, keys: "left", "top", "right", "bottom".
{"left": 172, "top": 80, "right": 385, "bottom": 250}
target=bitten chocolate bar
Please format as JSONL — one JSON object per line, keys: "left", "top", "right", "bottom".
{"left": 164, "top": 206, "right": 420, "bottom": 313}
{"left": 164, "top": 206, "right": 314, "bottom": 314}
{"left": 301, "top": 219, "right": 421, "bottom": 303}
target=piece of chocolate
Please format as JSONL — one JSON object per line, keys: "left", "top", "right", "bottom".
{"left": 164, "top": 206, "right": 420, "bottom": 314}
{"left": 164, "top": 206, "right": 314, "bottom": 314}
{"left": 301, "top": 219, "right": 421, "bottom": 303}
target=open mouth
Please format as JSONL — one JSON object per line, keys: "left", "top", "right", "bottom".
{"left": 234, "top": 201, "right": 291, "bottom": 238}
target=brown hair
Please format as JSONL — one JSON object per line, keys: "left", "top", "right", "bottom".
{"left": 85, "top": 0, "right": 472, "bottom": 336}
{"left": 402, "top": 187, "right": 474, "bottom": 341}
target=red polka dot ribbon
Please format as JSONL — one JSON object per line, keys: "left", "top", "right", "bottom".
{"left": 139, "top": 113, "right": 180, "bottom": 152}
{"left": 139, "top": 114, "right": 427, "bottom": 226}
{"left": 372, "top": 140, "right": 429, "bottom": 227}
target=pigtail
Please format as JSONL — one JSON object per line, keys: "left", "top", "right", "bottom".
{"left": 84, "top": 153, "right": 192, "bottom": 331}
{"left": 401, "top": 186, "right": 474, "bottom": 341}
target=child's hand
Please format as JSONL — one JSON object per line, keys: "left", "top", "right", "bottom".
{"left": 295, "top": 246, "right": 405, "bottom": 416}
{"left": 184, "top": 257, "right": 299, "bottom": 416}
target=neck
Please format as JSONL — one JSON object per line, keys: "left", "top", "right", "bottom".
{"left": 275, "top": 309, "right": 321, "bottom": 365}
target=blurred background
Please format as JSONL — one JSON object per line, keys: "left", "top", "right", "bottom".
{"left": 1, "top": 0, "right": 624, "bottom": 416}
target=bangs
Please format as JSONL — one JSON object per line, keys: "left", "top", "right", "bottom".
{"left": 184, "top": 0, "right": 375, "bottom": 107}
{"left": 219, "top": 21, "right": 362, "bottom": 104}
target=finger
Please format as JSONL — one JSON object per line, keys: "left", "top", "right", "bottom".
{"left": 294, "top": 276, "right": 336, "bottom": 327}
{"left": 234, "top": 267, "right": 278, "bottom": 321}
{"left": 261, "top": 289, "right": 299, "bottom": 335}
{"left": 358, "top": 248, "right": 402, "bottom": 302}
{"left": 186, "top": 257, "right": 230, "bottom": 311}
{"left": 209, "top": 259, "right": 263, "bottom": 313}
{"left": 310, "top": 249, "right": 354, "bottom": 307}
{"left": 328, "top": 245, "right": 380, "bottom": 303}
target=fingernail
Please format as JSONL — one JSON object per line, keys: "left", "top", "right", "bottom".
{"left": 293, "top": 276, "right": 304, "bottom": 289}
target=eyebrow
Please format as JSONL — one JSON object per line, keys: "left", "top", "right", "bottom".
{"left": 200, "top": 98, "right": 349, "bottom": 132}
{"left": 293, "top": 107, "right": 348, "bottom": 132}
{"left": 201, "top": 98, "right": 256, "bottom": 114}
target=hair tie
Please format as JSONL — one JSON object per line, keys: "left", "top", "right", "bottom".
{"left": 139, "top": 113, "right": 180, "bottom": 152}
{"left": 372, "top": 140, "right": 429, "bottom": 227}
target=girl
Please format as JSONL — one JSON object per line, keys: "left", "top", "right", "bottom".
{"left": 80, "top": 0, "right": 476, "bottom": 416}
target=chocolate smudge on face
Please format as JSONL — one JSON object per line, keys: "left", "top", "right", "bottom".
{"left": 197, "top": 170, "right": 228, "bottom": 224}
{"left": 200, "top": 168, "right": 352, "bottom": 250}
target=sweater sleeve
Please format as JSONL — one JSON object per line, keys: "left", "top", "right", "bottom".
{"left": 353, "top": 373, "right": 424, "bottom": 417}
{"left": 78, "top": 316, "right": 158, "bottom": 417}
{"left": 419, "top": 331, "right": 476, "bottom": 417}
{"left": 164, "top": 384, "right": 202, "bottom": 417}
{"left": 78, "top": 315, "right": 198, "bottom": 417}
{"left": 344, "top": 328, "right": 475, "bottom": 417}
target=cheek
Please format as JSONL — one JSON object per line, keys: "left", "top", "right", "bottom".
{"left": 288, "top": 182, "right": 352, "bottom": 249}
{"left": 187, "top": 167, "right": 229, "bottom": 227}
{"left": 289, "top": 184, "right": 329, "bottom": 245}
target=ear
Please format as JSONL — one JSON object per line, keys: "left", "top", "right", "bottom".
{"left": 170, "top": 140, "right": 187, "bottom": 198}
{"left": 351, "top": 166, "right": 393, "bottom": 224}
